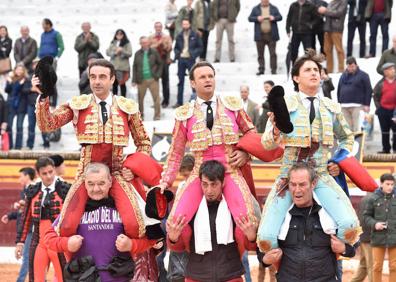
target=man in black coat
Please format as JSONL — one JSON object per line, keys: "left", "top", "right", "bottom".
{"left": 286, "top": 0, "right": 316, "bottom": 65}
{"left": 257, "top": 162, "right": 355, "bottom": 282}
{"left": 309, "top": 0, "right": 327, "bottom": 55}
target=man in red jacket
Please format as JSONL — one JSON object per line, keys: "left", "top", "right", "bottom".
{"left": 373, "top": 62, "right": 396, "bottom": 153}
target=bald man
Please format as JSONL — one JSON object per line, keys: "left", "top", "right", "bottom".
{"left": 376, "top": 34, "right": 396, "bottom": 75}
{"left": 74, "top": 22, "right": 100, "bottom": 77}
{"left": 13, "top": 26, "right": 37, "bottom": 73}
{"left": 240, "top": 85, "right": 259, "bottom": 126}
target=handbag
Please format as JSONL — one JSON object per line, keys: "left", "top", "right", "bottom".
{"left": 0, "top": 58, "right": 12, "bottom": 74}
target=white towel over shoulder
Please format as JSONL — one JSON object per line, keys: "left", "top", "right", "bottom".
{"left": 194, "top": 196, "right": 234, "bottom": 255}
{"left": 278, "top": 191, "right": 337, "bottom": 240}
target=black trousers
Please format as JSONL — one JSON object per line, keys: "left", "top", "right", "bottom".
{"left": 377, "top": 107, "right": 396, "bottom": 152}
{"left": 78, "top": 67, "right": 85, "bottom": 78}
{"left": 312, "top": 29, "right": 325, "bottom": 55}
{"left": 113, "top": 79, "right": 127, "bottom": 97}
{"left": 255, "top": 32, "right": 277, "bottom": 74}
{"left": 198, "top": 29, "right": 210, "bottom": 60}
{"left": 347, "top": 18, "right": 367, "bottom": 57}
{"left": 161, "top": 62, "right": 170, "bottom": 104}
{"left": 369, "top": 12, "right": 389, "bottom": 56}
{"left": 290, "top": 33, "right": 312, "bottom": 65}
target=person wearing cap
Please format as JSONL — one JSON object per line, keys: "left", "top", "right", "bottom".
{"left": 376, "top": 34, "right": 396, "bottom": 75}
{"left": 373, "top": 62, "right": 396, "bottom": 154}
{"left": 337, "top": 56, "right": 372, "bottom": 133}
{"left": 49, "top": 154, "right": 66, "bottom": 178}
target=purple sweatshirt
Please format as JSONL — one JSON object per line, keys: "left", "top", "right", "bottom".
{"left": 75, "top": 205, "right": 131, "bottom": 282}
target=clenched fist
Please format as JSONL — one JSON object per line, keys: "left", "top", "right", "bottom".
{"left": 67, "top": 235, "right": 84, "bottom": 252}
{"left": 115, "top": 234, "right": 132, "bottom": 252}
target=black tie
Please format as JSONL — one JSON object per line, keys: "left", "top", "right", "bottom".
{"left": 99, "top": 101, "right": 108, "bottom": 124}
{"left": 204, "top": 101, "right": 214, "bottom": 130}
{"left": 43, "top": 188, "right": 51, "bottom": 207}
{"left": 307, "top": 97, "right": 316, "bottom": 124}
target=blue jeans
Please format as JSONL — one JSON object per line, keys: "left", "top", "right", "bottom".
{"left": 26, "top": 105, "right": 36, "bottom": 149}
{"left": 27, "top": 104, "right": 50, "bottom": 149}
{"left": 369, "top": 12, "right": 389, "bottom": 56}
{"left": 177, "top": 58, "right": 195, "bottom": 105}
{"left": 7, "top": 106, "right": 26, "bottom": 149}
{"left": 17, "top": 232, "right": 32, "bottom": 282}
{"left": 336, "top": 260, "right": 343, "bottom": 281}
{"left": 242, "top": 251, "right": 252, "bottom": 282}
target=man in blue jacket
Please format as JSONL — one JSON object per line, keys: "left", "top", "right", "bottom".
{"left": 173, "top": 18, "right": 203, "bottom": 108}
{"left": 337, "top": 56, "right": 372, "bottom": 133}
{"left": 248, "top": 0, "right": 282, "bottom": 75}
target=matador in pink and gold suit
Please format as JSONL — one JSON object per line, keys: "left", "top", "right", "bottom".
{"left": 161, "top": 95, "right": 269, "bottom": 225}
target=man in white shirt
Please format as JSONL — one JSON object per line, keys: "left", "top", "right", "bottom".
{"left": 15, "top": 157, "right": 70, "bottom": 282}
{"left": 258, "top": 50, "right": 359, "bottom": 252}
{"left": 158, "top": 61, "right": 268, "bottom": 245}
{"left": 240, "top": 85, "right": 259, "bottom": 126}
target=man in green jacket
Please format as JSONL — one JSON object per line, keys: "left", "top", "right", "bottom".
{"left": 74, "top": 22, "right": 100, "bottom": 77}
{"left": 376, "top": 34, "right": 396, "bottom": 75}
{"left": 132, "top": 36, "right": 163, "bottom": 121}
{"left": 363, "top": 173, "right": 396, "bottom": 282}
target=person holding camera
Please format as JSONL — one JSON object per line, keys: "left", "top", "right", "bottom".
{"left": 363, "top": 173, "right": 396, "bottom": 282}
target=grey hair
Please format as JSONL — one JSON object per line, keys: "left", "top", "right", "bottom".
{"left": 240, "top": 85, "right": 249, "bottom": 91}
{"left": 287, "top": 162, "right": 317, "bottom": 183}
{"left": 85, "top": 162, "right": 111, "bottom": 180}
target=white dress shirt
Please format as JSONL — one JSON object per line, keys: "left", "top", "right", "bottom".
{"left": 243, "top": 99, "right": 249, "bottom": 112}
{"left": 197, "top": 95, "right": 217, "bottom": 121}
{"left": 40, "top": 177, "right": 58, "bottom": 207}
{"left": 94, "top": 94, "right": 113, "bottom": 123}
{"left": 298, "top": 91, "right": 319, "bottom": 114}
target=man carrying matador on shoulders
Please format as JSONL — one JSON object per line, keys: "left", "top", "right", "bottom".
{"left": 33, "top": 57, "right": 161, "bottom": 247}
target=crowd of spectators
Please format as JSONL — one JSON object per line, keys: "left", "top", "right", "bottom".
{"left": 0, "top": 0, "right": 395, "bottom": 152}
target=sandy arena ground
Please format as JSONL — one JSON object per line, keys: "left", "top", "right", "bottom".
{"left": 0, "top": 264, "right": 388, "bottom": 282}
